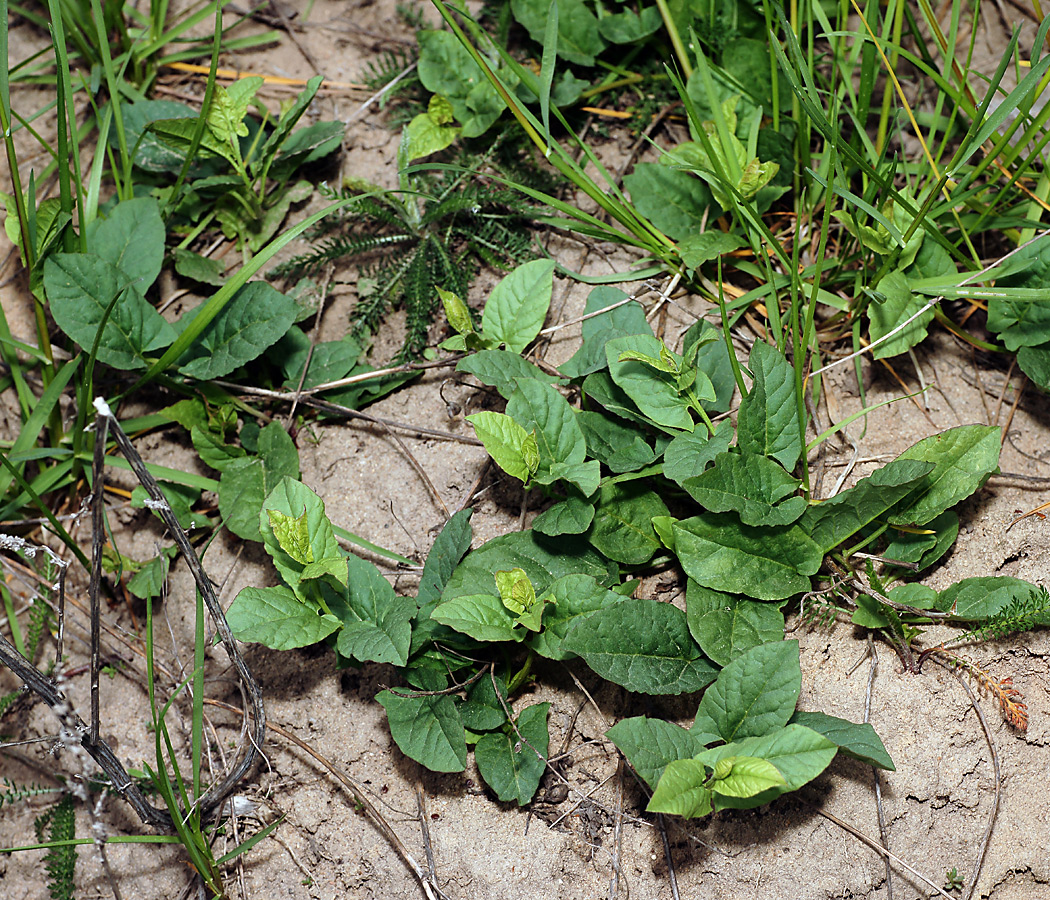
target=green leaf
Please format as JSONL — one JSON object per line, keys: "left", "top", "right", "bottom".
{"left": 439, "top": 286, "right": 474, "bottom": 336}
{"left": 606, "top": 717, "right": 702, "bottom": 789}
{"left": 417, "top": 509, "right": 474, "bottom": 615}
{"left": 934, "top": 576, "right": 1048, "bottom": 621}
{"left": 987, "top": 233, "right": 1050, "bottom": 350}
{"left": 709, "top": 755, "right": 787, "bottom": 798}
{"left": 475, "top": 702, "right": 551, "bottom": 805}
{"left": 736, "top": 341, "right": 801, "bottom": 469}
{"left": 417, "top": 30, "right": 506, "bottom": 138}
{"left": 677, "top": 231, "right": 746, "bottom": 270}
{"left": 662, "top": 420, "right": 735, "bottom": 485}
{"left": 177, "top": 282, "right": 299, "bottom": 379}
{"left": 562, "top": 597, "right": 717, "bottom": 694}
{"left": 1017, "top": 343, "right": 1050, "bottom": 391}
{"left": 207, "top": 76, "right": 262, "bottom": 143}
{"left": 546, "top": 459, "right": 600, "bottom": 496}
{"left": 683, "top": 452, "right": 805, "bottom": 527}
{"left": 646, "top": 760, "right": 713, "bottom": 818}
{"left": 673, "top": 515, "right": 821, "bottom": 601}
{"left": 510, "top": 0, "right": 607, "bottom": 65}
{"left": 481, "top": 259, "right": 555, "bottom": 353}
{"left": 869, "top": 270, "right": 935, "bottom": 359}
{"left": 623, "top": 163, "right": 715, "bottom": 242}
{"left": 173, "top": 248, "right": 226, "bottom": 286}
{"left": 459, "top": 672, "right": 509, "bottom": 732}
{"left": 789, "top": 711, "right": 894, "bottom": 770}
{"left": 576, "top": 410, "right": 656, "bottom": 473}
{"left": 532, "top": 497, "right": 595, "bottom": 537}
{"left": 126, "top": 548, "right": 175, "bottom": 601}
{"left": 441, "top": 529, "right": 613, "bottom": 604}
{"left": 559, "top": 287, "right": 652, "bottom": 379}
{"left": 457, "top": 350, "right": 560, "bottom": 400}
{"left": 495, "top": 567, "right": 538, "bottom": 615}
{"left": 693, "top": 724, "right": 837, "bottom": 809}
{"left": 507, "top": 379, "right": 586, "bottom": 474}
{"left": 376, "top": 688, "right": 467, "bottom": 773}
{"left": 334, "top": 554, "right": 415, "bottom": 666}
{"left": 694, "top": 640, "right": 801, "bottom": 742}
{"left": 527, "top": 573, "right": 624, "bottom": 660}
{"left": 401, "top": 95, "right": 461, "bottom": 163}
{"left": 685, "top": 580, "right": 785, "bottom": 667}
{"left": 267, "top": 507, "right": 313, "bottom": 564}
{"left": 432, "top": 593, "right": 523, "bottom": 642}
{"left": 607, "top": 335, "right": 694, "bottom": 431}
{"left": 260, "top": 476, "right": 339, "bottom": 594}
{"left": 227, "top": 585, "right": 341, "bottom": 650}
{"left": 589, "top": 481, "right": 670, "bottom": 565}
{"left": 218, "top": 423, "right": 300, "bottom": 541}
{"left": 883, "top": 510, "right": 959, "bottom": 572}
{"left": 887, "top": 425, "right": 1001, "bottom": 526}
{"left": 44, "top": 254, "right": 175, "bottom": 370}
{"left": 597, "top": 5, "right": 662, "bottom": 43}
{"left": 120, "top": 99, "right": 196, "bottom": 172}
{"left": 800, "top": 458, "right": 934, "bottom": 554}
{"left": 85, "top": 197, "right": 165, "bottom": 292}
{"left": 466, "top": 411, "right": 538, "bottom": 484}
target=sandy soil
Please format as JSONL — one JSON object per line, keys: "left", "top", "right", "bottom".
{"left": 1, "top": 3, "right": 1049, "bottom": 899}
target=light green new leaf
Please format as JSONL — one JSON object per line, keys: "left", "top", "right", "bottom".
{"left": 481, "top": 259, "right": 555, "bottom": 353}
{"left": 376, "top": 689, "right": 467, "bottom": 773}
{"left": 207, "top": 76, "right": 262, "bottom": 144}
{"left": 334, "top": 554, "right": 414, "bottom": 666}
{"left": 646, "top": 760, "right": 713, "bottom": 818}
{"left": 694, "top": 724, "right": 837, "bottom": 809}
{"left": 527, "top": 573, "right": 624, "bottom": 660}
{"left": 708, "top": 756, "right": 786, "bottom": 798}
{"left": 607, "top": 335, "right": 694, "bottom": 431}
{"left": 673, "top": 515, "right": 821, "bottom": 601}
{"left": 685, "top": 580, "right": 785, "bottom": 667}
{"left": 401, "top": 95, "right": 461, "bottom": 163}
{"left": 466, "top": 411, "right": 538, "bottom": 484}
{"left": 682, "top": 451, "right": 805, "bottom": 527}
{"left": 789, "top": 711, "right": 894, "bottom": 770}
{"left": 217, "top": 423, "right": 300, "bottom": 542}
{"left": 267, "top": 508, "right": 313, "bottom": 564}
{"left": 736, "top": 341, "right": 801, "bottom": 469}
{"left": 475, "top": 703, "right": 550, "bottom": 805}
{"left": 606, "top": 717, "right": 703, "bottom": 789}
{"left": 431, "top": 593, "right": 523, "bottom": 643}
{"left": 227, "top": 585, "right": 340, "bottom": 650}
{"left": 800, "top": 458, "right": 934, "bottom": 554}
{"left": 694, "top": 640, "right": 801, "bottom": 743}
{"left": 260, "top": 477, "right": 340, "bottom": 595}
{"left": 887, "top": 425, "right": 1001, "bottom": 526}
{"left": 562, "top": 597, "right": 717, "bottom": 694}
{"left": 589, "top": 481, "right": 669, "bottom": 565}
{"left": 45, "top": 254, "right": 176, "bottom": 370}
{"left": 86, "top": 197, "right": 165, "bottom": 291}
{"left": 177, "top": 282, "right": 299, "bottom": 380}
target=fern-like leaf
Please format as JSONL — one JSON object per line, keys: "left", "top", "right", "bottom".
{"left": 34, "top": 794, "right": 76, "bottom": 900}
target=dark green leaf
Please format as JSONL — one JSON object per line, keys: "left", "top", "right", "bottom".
{"left": 86, "top": 197, "right": 165, "bottom": 291}
{"left": 736, "top": 341, "right": 801, "bottom": 469}
{"left": 589, "top": 481, "right": 669, "bottom": 565}
{"left": 887, "top": 425, "right": 1000, "bottom": 526}
{"left": 624, "top": 163, "right": 715, "bottom": 241}
{"left": 218, "top": 423, "right": 300, "bottom": 542}
{"left": 577, "top": 410, "right": 656, "bottom": 473}
{"left": 607, "top": 335, "right": 694, "bottom": 431}
{"left": 677, "top": 231, "right": 746, "bottom": 269}
{"left": 693, "top": 640, "right": 801, "bottom": 743}
{"left": 673, "top": 514, "right": 821, "bottom": 601}
{"left": 431, "top": 593, "right": 523, "bottom": 642}
{"left": 559, "top": 286, "right": 652, "bottom": 379}
{"left": 800, "top": 458, "right": 934, "bottom": 554}
{"left": 934, "top": 576, "right": 1048, "bottom": 621}
{"left": 683, "top": 319, "right": 736, "bottom": 414}
{"left": 121, "top": 99, "right": 196, "bottom": 172}
{"left": 227, "top": 585, "right": 341, "bottom": 650}
{"left": 987, "top": 234, "right": 1050, "bottom": 350}
{"left": 789, "top": 711, "right": 895, "bottom": 770}
{"left": 597, "top": 5, "right": 662, "bottom": 43}
{"left": 582, "top": 371, "right": 661, "bottom": 430}
{"left": 457, "top": 350, "right": 560, "bottom": 400}
{"left": 1017, "top": 343, "right": 1050, "bottom": 391}
{"left": 417, "top": 509, "right": 474, "bottom": 616}
{"left": 333, "top": 554, "right": 415, "bottom": 666}
{"left": 511, "top": 0, "right": 607, "bottom": 65}
{"left": 883, "top": 510, "right": 959, "bottom": 573}
{"left": 683, "top": 451, "right": 805, "bottom": 526}
{"left": 507, "top": 379, "right": 586, "bottom": 473}
{"left": 173, "top": 248, "right": 226, "bottom": 286}
{"left": 686, "top": 580, "right": 785, "bottom": 667}
{"left": 562, "top": 597, "right": 717, "bottom": 694}
{"left": 607, "top": 717, "right": 702, "bottom": 789}
{"left": 177, "top": 281, "right": 299, "bottom": 379}
{"left": 45, "top": 254, "right": 176, "bottom": 369}
{"left": 417, "top": 31, "right": 506, "bottom": 137}
{"left": 376, "top": 688, "right": 467, "bottom": 773}
{"left": 532, "top": 497, "right": 595, "bottom": 537}
{"left": 662, "top": 420, "right": 734, "bottom": 485}
{"left": 475, "top": 702, "right": 551, "bottom": 804}
{"left": 527, "top": 573, "right": 624, "bottom": 660}
{"left": 869, "top": 270, "right": 935, "bottom": 359}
